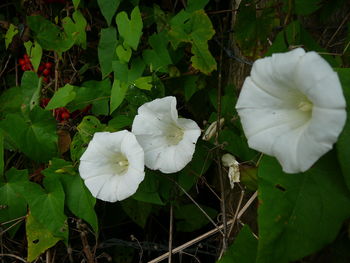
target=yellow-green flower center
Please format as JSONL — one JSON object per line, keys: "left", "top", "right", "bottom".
{"left": 166, "top": 124, "right": 184, "bottom": 145}
{"left": 112, "top": 153, "right": 129, "bottom": 175}
{"left": 298, "top": 98, "right": 313, "bottom": 112}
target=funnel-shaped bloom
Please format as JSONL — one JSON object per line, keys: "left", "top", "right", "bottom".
{"left": 236, "top": 48, "right": 346, "bottom": 173}
{"left": 79, "top": 131, "right": 145, "bottom": 202}
{"left": 132, "top": 96, "right": 201, "bottom": 173}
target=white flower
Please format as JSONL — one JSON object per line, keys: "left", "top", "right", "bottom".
{"left": 222, "top": 153, "right": 240, "bottom": 189}
{"left": 132, "top": 96, "right": 201, "bottom": 173}
{"left": 236, "top": 48, "right": 346, "bottom": 173}
{"left": 79, "top": 131, "right": 145, "bottom": 202}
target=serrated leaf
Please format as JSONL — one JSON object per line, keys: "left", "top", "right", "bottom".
{"left": 191, "top": 41, "right": 217, "bottom": 75}
{"left": 97, "top": 0, "right": 122, "bottom": 26}
{"left": 0, "top": 168, "right": 28, "bottom": 236}
{"left": 257, "top": 153, "right": 350, "bottom": 263}
{"left": 116, "top": 6, "right": 143, "bottom": 50}
{"left": 24, "top": 174, "right": 68, "bottom": 241}
{"left": 43, "top": 158, "right": 98, "bottom": 233}
{"left": 116, "top": 44, "right": 132, "bottom": 63}
{"left": 46, "top": 84, "right": 77, "bottom": 110}
{"left": 0, "top": 107, "right": 58, "bottom": 162}
{"left": 5, "top": 24, "right": 18, "bottom": 49}
{"left": 26, "top": 213, "right": 61, "bottom": 262}
{"left": 98, "top": 27, "right": 118, "bottom": 78}
{"left": 217, "top": 225, "right": 257, "bottom": 263}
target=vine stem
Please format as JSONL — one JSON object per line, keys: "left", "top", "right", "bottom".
{"left": 215, "top": 20, "right": 227, "bottom": 253}
{"left": 147, "top": 191, "right": 258, "bottom": 263}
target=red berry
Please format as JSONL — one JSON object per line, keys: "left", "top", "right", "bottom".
{"left": 40, "top": 98, "right": 51, "bottom": 108}
{"left": 61, "top": 112, "right": 70, "bottom": 120}
{"left": 45, "top": 62, "right": 53, "bottom": 69}
{"left": 19, "top": 58, "right": 26, "bottom": 65}
{"left": 38, "top": 65, "right": 45, "bottom": 72}
{"left": 21, "top": 65, "right": 26, "bottom": 71}
{"left": 24, "top": 54, "right": 30, "bottom": 62}
{"left": 43, "top": 77, "right": 49, "bottom": 83}
{"left": 42, "top": 68, "right": 50, "bottom": 76}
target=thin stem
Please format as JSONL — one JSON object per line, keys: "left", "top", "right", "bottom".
{"left": 168, "top": 204, "right": 173, "bottom": 263}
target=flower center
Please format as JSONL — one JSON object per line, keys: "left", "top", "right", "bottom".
{"left": 112, "top": 153, "right": 129, "bottom": 175}
{"left": 297, "top": 98, "right": 313, "bottom": 112}
{"left": 166, "top": 125, "right": 184, "bottom": 145}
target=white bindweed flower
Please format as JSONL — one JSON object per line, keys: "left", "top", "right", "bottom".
{"left": 132, "top": 96, "right": 201, "bottom": 173}
{"left": 236, "top": 48, "right": 346, "bottom": 173}
{"left": 222, "top": 153, "right": 240, "bottom": 189}
{"left": 79, "top": 131, "right": 145, "bottom": 202}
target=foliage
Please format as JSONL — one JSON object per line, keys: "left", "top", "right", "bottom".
{"left": 0, "top": 0, "right": 350, "bottom": 262}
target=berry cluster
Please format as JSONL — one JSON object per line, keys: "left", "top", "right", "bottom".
{"left": 40, "top": 98, "right": 92, "bottom": 123}
{"left": 18, "top": 54, "right": 53, "bottom": 83}
{"left": 38, "top": 62, "right": 53, "bottom": 83}
{"left": 18, "top": 54, "right": 33, "bottom": 71}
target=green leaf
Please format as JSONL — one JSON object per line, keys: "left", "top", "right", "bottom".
{"left": 110, "top": 80, "right": 128, "bottom": 113}
{"left": 5, "top": 24, "right": 18, "bottom": 49}
{"left": 24, "top": 174, "right": 68, "bottom": 241}
{"left": 184, "top": 75, "right": 200, "bottom": 101}
{"left": 98, "top": 27, "right": 118, "bottom": 78}
{"left": 132, "top": 170, "right": 164, "bottom": 205}
{"left": 0, "top": 86, "right": 24, "bottom": 118}
{"left": 121, "top": 199, "right": 152, "bottom": 227}
{"left": 219, "top": 130, "right": 257, "bottom": 161}
{"left": 0, "top": 107, "right": 58, "bottom": 162}
{"left": 116, "top": 6, "right": 143, "bottom": 50}
{"left": 142, "top": 32, "right": 172, "bottom": 72}
{"left": 43, "top": 158, "right": 98, "bottom": 233}
{"left": 107, "top": 115, "right": 133, "bottom": 131}
{"left": 46, "top": 84, "right": 77, "bottom": 110}
{"left": 97, "top": 0, "right": 122, "bottom": 26}
{"left": 72, "top": 0, "right": 80, "bottom": 9}
{"left": 186, "top": 0, "right": 210, "bottom": 13}
{"left": 257, "top": 153, "right": 350, "bottom": 263}
{"left": 334, "top": 68, "right": 350, "bottom": 190}
{"left": 134, "top": 76, "right": 152, "bottom": 90}
{"left": 217, "top": 225, "right": 258, "bottom": 263}
{"left": 116, "top": 44, "right": 132, "bottom": 63}
{"left": 294, "top": 0, "right": 322, "bottom": 15}
{"left": 70, "top": 116, "right": 106, "bottom": 161}
{"left": 20, "top": 71, "right": 41, "bottom": 110}
{"left": 27, "top": 15, "right": 74, "bottom": 54}
{"left": 0, "top": 131, "right": 3, "bottom": 177}
{"left": 174, "top": 203, "right": 217, "bottom": 232}
{"left": 26, "top": 213, "right": 61, "bottom": 262}
{"left": 24, "top": 41, "right": 42, "bottom": 72}
{"left": 68, "top": 79, "right": 111, "bottom": 115}
{"left": 62, "top": 10, "right": 87, "bottom": 49}
{"left": 0, "top": 169, "right": 28, "bottom": 235}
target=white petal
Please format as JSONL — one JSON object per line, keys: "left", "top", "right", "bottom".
{"left": 137, "top": 96, "right": 178, "bottom": 123}
{"left": 236, "top": 48, "right": 347, "bottom": 173}
{"left": 79, "top": 130, "right": 145, "bottom": 202}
